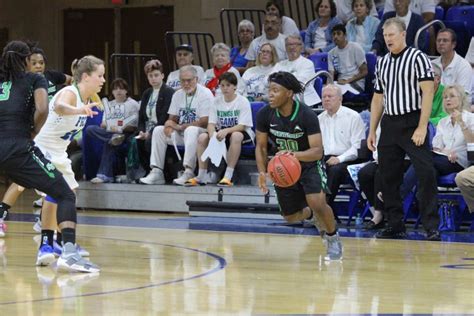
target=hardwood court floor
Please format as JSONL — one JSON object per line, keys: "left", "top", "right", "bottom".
{"left": 1, "top": 220, "right": 474, "bottom": 315}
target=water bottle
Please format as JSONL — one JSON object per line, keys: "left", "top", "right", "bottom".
{"left": 355, "top": 213, "right": 363, "bottom": 228}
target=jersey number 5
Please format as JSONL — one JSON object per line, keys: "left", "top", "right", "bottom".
{"left": 276, "top": 139, "right": 299, "bottom": 151}
{"left": 0, "top": 82, "right": 12, "bottom": 101}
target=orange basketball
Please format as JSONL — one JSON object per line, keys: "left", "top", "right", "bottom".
{"left": 267, "top": 154, "right": 301, "bottom": 188}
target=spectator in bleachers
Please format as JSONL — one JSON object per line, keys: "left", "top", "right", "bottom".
{"left": 166, "top": 44, "right": 206, "bottom": 90}
{"left": 430, "top": 63, "right": 448, "bottom": 126}
{"left": 265, "top": 0, "right": 300, "bottom": 35}
{"left": 205, "top": 43, "right": 246, "bottom": 97}
{"left": 272, "top": 34, "right": 321, "bottom": 106}
{"left": 136, "top": 59, "right": 175, "bottom": 172}
{"left": 328, "top": 24, "right": 368, "bottom": 93}
{"left": 345, "top": 0, "right": 381, "bottom": 53}
{"left": 140, "top": 66, "right": 213, "bottom": 186}
{"left": 403, "top": 84, "right": 474, "bottom": 193}
{"left": 242, "top": 43, "right": 278, "bottom": 102}
{"left": 371, "top": 0, "right": 426, "bottom": 56}
{"left": 304, "top": 0, "right": 342, "bottom": 55}
{"left": 318, "top": 84, "right": 366, "bottom": 215}
{"left": 246, "top": 13, "right": 288, "bottom": 65}
{"left": 185, "top": 72, "right": 254, "bottom": 187}
{"left": 230, "top": 20, "right": 255, "bottom": 75}
{"left": 466, "top": 37, "right": 474, "bottom": 106}
{"left": 88, "top": 78, "right": 140, "bottom": 183}
{"left": 384, "top": 0, "right": 436, "bottom": 23}
{"left": 432, "top": 29, "right": 472, "bottom": 101}
{"left": 455, "top": 114, "right": 474, "bottom": 213}
{"left": 335, "top": 0, "right": 379, "bottom": 24}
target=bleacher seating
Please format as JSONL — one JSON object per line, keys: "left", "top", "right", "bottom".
{"left": 445, "top": 5, "right": 474, "bottom": 35}
{"left": 435, "top": 6, "right": 445, "bottom": 20}
{"left": 220, "top": 8, "right": 265, "bottom": 48}
{"left": 308, "top": 52, "right": 328, "bottom": 72}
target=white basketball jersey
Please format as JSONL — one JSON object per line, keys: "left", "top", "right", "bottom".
{"left": 34, "top": 85, "right": 87, "bottom": 159}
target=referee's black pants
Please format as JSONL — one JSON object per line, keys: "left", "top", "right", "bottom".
{"left": 378, "top": 111, "right": 439, "bottom": 232}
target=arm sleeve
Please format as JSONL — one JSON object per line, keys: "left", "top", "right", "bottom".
{"left": 245, "top": 40, "right": 258, "bottom": 61}
{"left": 237, "top": 97, "right": 253, "bottom": 128}
{"left": 415, "top": 52, "right": 434, "bottom": 82}
{"left": 33, "top": 74, "right": 48, "bottom": 91}
{"left": 304, "top": 21, "right": 316, "bottom": 49}
{"left": 374, "top": 60, "right": 383, "bottom": 93}
{"left": 167, "top": 93, "right": 180, "bottom": 116}
{"left": 208, "top": 99, "right": 218, "bottom": 124}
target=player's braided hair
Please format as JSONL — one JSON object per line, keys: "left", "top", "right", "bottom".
{"left": 0, "top": 40, "right": 31, "bottom": 81}
{"left": 268, "top": 71, "right": 303, "bottom": 94}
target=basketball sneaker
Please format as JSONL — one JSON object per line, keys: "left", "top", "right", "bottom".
{"left": 33, "top": 197, "right": 43, "bottom": 208}
{"left": 173, "top": 170, "right": 195, "bottom": 186}
{"left": 324, "top": 232, "right": 343, "bottom": 261}
{"left": 53, "top": 240, "right": 90, "bottom": 257}
{"left": 217, "top": 177, "right": 233, "bottom": 187}
{"left": 33, "top": 217, "right": 42, "bottom": 233}
{"left": 57, "top": 242, "right": 100, "bottom": 273}
{"left": 0, "top": 219, "right": 7, "bottom": 237}
{"left": 140, "top": 168, "right": 165, "bottom": 185}
{"left": 36, "top": 244, "right": 56, "bottom": 266}
{"left": 184, "top": 177, "right": 207, "bottom": 186}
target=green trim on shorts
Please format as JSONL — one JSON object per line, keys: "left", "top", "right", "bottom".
{"left": 31, "top": 151, "right": 56, "bottom": 179}
{"left": 316, "top": 160, "right": 328, "bottom": 191}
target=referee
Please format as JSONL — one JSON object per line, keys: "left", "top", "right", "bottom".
{"left": 367, "top": 18, "right": 440, "bottom": 241}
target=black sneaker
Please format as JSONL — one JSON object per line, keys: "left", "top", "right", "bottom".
{"left": 364, "top": 220, "right": 385, "bottom": 231}
{"left": 375, "top": 227, "right": 407, "bottom": 239}
{"left": 426, "top": 230, "right": 441, "bottom": 241}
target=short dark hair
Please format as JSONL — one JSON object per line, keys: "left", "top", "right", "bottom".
{"left": 111, "top": 77, "right": 129, "bottom": 92}
{"left": 437, "top": 28, "right": 457, "bottom": 43}
{"left": 144, "top": 59, "right": 163, "bottom": 74}
{"left": 332, "top": 24, "right": 346, "bottom": 35}
{"left": 315, "top": 0, "right": 337, "bottom": 18}
{"left": 265, "top": 0, "right": 285, "bottom": 17}
{"left": 219, "top": 72, "right": 238, "bottom": 86}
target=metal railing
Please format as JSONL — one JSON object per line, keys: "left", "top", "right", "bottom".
{"left": 220, "top": 8, "right": 266, "bottom": 48}
{"left": 109, "top": 53, "right": 158, "bottom": 99}
{"left": 414, "top": 19, "right": 445, "bottom": 58}
{"left": 284, "top": 0, "right": 318, "bottom": 30}
{"left": 165, "top": 32, "right": 215, "bottom": 72}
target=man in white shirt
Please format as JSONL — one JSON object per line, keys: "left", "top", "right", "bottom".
{"left": 432, "top": 28, "right": 472, "bottom": 99}
{"left": 318, "top": 84, "right": 366, "bottom": 213}
{"left": 328, "top": 24, "right": 368, "bottom": 93}
{"left": 140, "top": 66, "right": 213, "bottom": 185}
{"left": 271, "top": 34, "right": 321, "bottom": 106}
{"left": 383, "top": 0, "right": 436, "bottom": 23}
{"left": 166, "top": 44, "right": 206, "bottom": 90}
{"left": 246, "top": 13, "right": 288, "bottom": 66}
{"left": 465, "top": 37, "right": 474, "bottom": 105}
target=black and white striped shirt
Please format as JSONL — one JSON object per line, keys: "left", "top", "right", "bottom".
{"left": 374, "top": 46, "right": 433, "bottom": 116}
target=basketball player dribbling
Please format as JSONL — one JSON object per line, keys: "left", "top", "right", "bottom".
{"left": 255, "top": 71, "right": 343, "bottom": 261}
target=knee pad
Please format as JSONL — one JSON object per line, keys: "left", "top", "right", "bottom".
{"left": 53, "top": 185, "right": 77, "bottom": 224}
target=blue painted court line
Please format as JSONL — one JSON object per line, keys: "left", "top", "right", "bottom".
{"left": 8, "top": 212, "right": 474, "bottom": 243}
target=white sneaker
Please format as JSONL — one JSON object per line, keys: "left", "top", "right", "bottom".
{"left": 33, "top": 197, "right": 43, "bottom": 208}
{"left": 173, "top": 170, "right": 195, "bottom": 186}
{"left": 33, "top": 217, "right": 42, "bottom": 233}
{"left": 139, "top": 168, "right": 165, "bottom": 185}
{"left": 0, "top": 219, "right": 6, "bottom": 238}
{"left": 57, "top": 242, "right": 100, "bottom": 273}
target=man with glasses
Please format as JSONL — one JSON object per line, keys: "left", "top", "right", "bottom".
{"left": 245, "top": 13, "right": 288, "bottom": 67}
{"left": 432, "top": 28, "right": 472, "bottom": 100}
{"left": 271, "top": 34, "right": 321, "bottom": 106}
{"left": 140, "top": 66, "right": 213, "bottom": 185}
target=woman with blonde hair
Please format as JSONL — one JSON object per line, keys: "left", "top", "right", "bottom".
{"left": 242, "top": 43, "right": 278, "bottom": 101}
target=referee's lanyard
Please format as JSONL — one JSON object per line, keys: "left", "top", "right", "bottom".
{"left": 185, "top": 93, "right": 195, "bottom": 112}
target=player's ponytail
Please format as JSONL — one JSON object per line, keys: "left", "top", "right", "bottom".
{"left": 0, "top": 40, "right": 31, "bottom": 81}
{"left": 70, "top": 55, "right": 104, "bottom": 83}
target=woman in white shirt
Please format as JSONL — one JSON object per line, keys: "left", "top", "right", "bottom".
{"left": 265, "top": 0, "right": 300, "bottom": 35}
{"left": 431, "top": 84, "right": 474, "bottom": 174}
{"left": 186, "top": 72, "right": 254, "bottom": 187}
{"left": 242, "top": 43, "right": 278, "bottom": 102}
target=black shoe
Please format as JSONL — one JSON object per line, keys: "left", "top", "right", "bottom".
{"left": 364, "top": 220, "right": 385, "bottom": 231}
{"left": 375, "top": 227, "right": 407, "bottom": 239}
{"left": 426, "top": 230, "right": 441, "bottom": 241}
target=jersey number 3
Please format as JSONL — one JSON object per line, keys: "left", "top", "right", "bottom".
{"left": 0, "top": 82, "right": 12, "bottom": 101}
{"left": 276, "top": 139, "right": 299, "bottom": 151}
